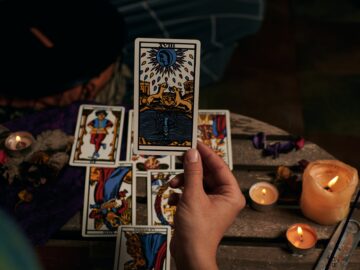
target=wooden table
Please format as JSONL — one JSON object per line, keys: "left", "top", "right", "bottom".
{"left": 39, "top": 113, "right": 360, "bottom": 270}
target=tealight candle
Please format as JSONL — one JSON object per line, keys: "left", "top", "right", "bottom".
{"left": 300, "top": 160, "right": 358, "bottom": 225}
{"left": 249, "top": 181, "right": 279, "bottom": 211}
{"left": 4, "top": 131, "right": 35, "bottom": 156}
{"left": 286, "top": 223, "right": 317, "bottom": 254}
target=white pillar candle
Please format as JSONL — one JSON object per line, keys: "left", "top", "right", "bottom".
{"left": 300, "top": 160, "right": 358, "bottom": 225}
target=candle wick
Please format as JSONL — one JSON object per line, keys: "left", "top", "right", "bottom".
{"left": 324, "top": 186, "right": 332, "bottom": 192}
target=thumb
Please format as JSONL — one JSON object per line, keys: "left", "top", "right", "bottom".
{"left": 183, "top": 148, "right": 204, "bottom": 198}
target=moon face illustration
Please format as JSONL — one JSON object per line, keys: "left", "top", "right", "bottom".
{"left": 156, "top": 48, "right": 177, "bottom": 67}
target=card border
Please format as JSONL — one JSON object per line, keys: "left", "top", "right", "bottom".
{"left": 127, "top": 109, "right": 176, "bottom": 176}
{"left": 133, "top": 37, "right": 201, "bottom": 156}
{"left": 147, "top": 169, "right": 184, "bottom": 226}
{"left": 114, "top": 225, "right": 171, "bottom": 270}
{"left": 81, "top": 162, "right": 136, "bottom": 237}
{"left": 198, "top": 109, "right": 233, "bottom": 170}
{"left": 69, "top": 104, "right": 125, "bottom": 168}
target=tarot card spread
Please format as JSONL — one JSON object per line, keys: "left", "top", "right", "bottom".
{"left": 70, "top": 104, "right": 125, "bottom": 167}
{"left": 147, "top": 170, "right": 183, "bottom": 228}
{"left": 127, "top": 110, "right": 174, "bottom": 176}
{"left": 82, "top": 163, "right": 135, "bottom": 237}
{"left": 114, "top": 226, "right": 171, "bottom": 270}
{"left": 134, "top": 38, "right": 200, "bottom": 156}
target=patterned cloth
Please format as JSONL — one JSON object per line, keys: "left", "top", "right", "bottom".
{"left": 0, "top": 1, "right": 265, "bottom": 246}
{"left": 0, "top": 210, "right": 42, "bottom": 270}
{"left": 113, "top": 0, "right": 265, "bottom": 85}
{"left": 0, "top": 103, "right": 85, "bottom": 245}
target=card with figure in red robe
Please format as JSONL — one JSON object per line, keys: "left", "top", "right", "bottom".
{"left": 69, "top": 104, "right": 125, "bottom": 167}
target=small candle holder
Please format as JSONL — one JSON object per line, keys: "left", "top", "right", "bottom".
{"left": 286, "top": 223, "right": 317, "bottom": 254}
{"left": 248, "top": 181, "right": 279, "bottom": 212}
{"left": 4, "top": 131, "right": 35, "bottom": 157}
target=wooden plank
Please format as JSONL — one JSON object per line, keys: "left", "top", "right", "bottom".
{"left": 39, "top": 239, "right": 360, "bottom": 270}
{"left": 232, "top": 139, "right": 334, "bottom": 166}
{"left": 230, "top": 113, "right": 289, "bottom": 136}
{"left": 62, "top": 167, "right": 358, "bottom": 241}
{"left": 216, "top": 246, "right": 360, "bottom": 270}
{"left": 136, "top": 176, "right": 147, "bottom": 198}
{"left": 58, "top": 203, "right": 337, "bottom": 240}
{"left": 225, "top": 205, "right": 336, "bottom": 239}
{"left": 39, "top": 239, "right": 177, "bottom": 270}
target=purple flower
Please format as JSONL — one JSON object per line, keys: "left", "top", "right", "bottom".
{"left": 253, "top": 133, "right": 305, "bottom": 159}
{"left": 252, "top": 132, "right": 266, "bottom": 149}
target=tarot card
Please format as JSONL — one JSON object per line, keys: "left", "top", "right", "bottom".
{"left": 82, "top": 163, "right": 136, "bottom": 237}
{"left": 69, "top": 104, "right": 125, "bottom": 167}
{"left": 147, "top": 170, "right": 183, "bottom": 228}
{"left": 133, "top": 38, "right": 201, "bottom": 156}
{"left": 197, "top": 110, "right": 233, "bottom": 170}
{"left": 127, "top": 110, "right": 175, "bottom": 177}
{"left": 114, "top": 225, "right": 171, "bottom": 270}
{"left": 175, "top": 110, "right": 233, "bottom": 170}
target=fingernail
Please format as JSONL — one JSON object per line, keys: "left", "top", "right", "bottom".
{"left": 186, "top": 149, "right": 198, "bottom": 163}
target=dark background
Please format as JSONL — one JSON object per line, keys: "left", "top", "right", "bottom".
{"left": 201, "top": 0, "right": 360, "bottom": 170}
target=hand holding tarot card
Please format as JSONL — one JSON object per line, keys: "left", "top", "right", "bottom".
{"left": 66, "top": 37, "right": 236, "bottom": 270}
{"left": 133, "top": 38, "right": 201, "bottom": 156}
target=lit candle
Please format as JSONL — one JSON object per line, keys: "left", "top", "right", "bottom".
{"left": 286, "top": 223, "right": 317, "bottom": 254}
{"left": 300, "top": 160, "right": 358, "bottom": 225}
{"left": 4, "top": 131, "right": 35, "bottom": 156}
{"left": 324, "top": 175, "right": 338, "bottom": 192}
{"left": 249, "top": 182, "right": 279, "bottom": 211}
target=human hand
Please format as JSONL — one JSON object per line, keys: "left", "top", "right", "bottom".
{"left": 169, "top": 141, "right": 245, "bottom": 270}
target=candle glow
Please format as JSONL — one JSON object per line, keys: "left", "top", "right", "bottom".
{"left": 4, "top": 131, "right": 35, "bottom": 153}
{"left": 327, "top": 175, "right": 339, "bottom": 189}
{"left": 300, "top": 160, "right": 358, "bottom": 225}
{"left": 297, "top": 226, "right": 303, "bottom": 242}
{"left": 286, "top": 223, "right": 317, "bottom": 252}
{"left": 260, "top": 188, "right": 266, "bottom": 204}
{"left": 249, "top": 182, "right": 279, "bottom": 211}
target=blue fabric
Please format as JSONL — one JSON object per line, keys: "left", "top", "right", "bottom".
{"left": 93, "top": 118, "right": 109, "bottom": 129}
{"left": 140, "top": 233, "right": 166, "bottom": 269}
{"left": 0, "top": 210, "right": 42, "bottom": 270}
{"left": 103, "top": 167, "right": 131, "bottom": 202}
{"left": 111, "top": 0, "right": 265, "bottom": 86}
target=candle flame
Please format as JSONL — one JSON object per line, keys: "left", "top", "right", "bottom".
{"left": 328, "top": 176, "right": 339, "bottom": 188}
{"left": 261, "top": 188, "right": 267, "bottom": 196}
{"left": 297, "top": 226, "right": 303, "bottom": 237}
{"left": 15, "top": 136, "right": 21, "bottom": 142}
